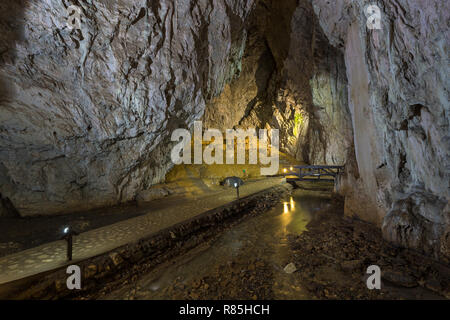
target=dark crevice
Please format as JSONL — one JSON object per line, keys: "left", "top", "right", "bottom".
{"left": 131, "top": 7, "right": 146, "bottom": 26}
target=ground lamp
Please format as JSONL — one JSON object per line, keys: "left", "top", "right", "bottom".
{"left": 61, "top": 225, "right": 79, "bottom": 261}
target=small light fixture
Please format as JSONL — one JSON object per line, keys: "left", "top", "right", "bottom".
{"left": 283, "top": 168, "right": 287, "bottom": 173}
{"left": 60, "top": 225, "right": 78, "bottom": 261}
{"left": 290, "top": 166, "right": 293, "bottom": 171}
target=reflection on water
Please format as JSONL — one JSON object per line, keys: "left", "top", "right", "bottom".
{"left": 105, "top": 189, "right": 331, "bottom": 299}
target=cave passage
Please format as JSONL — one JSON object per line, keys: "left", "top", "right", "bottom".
{"left": 98, "top": 188, "right": 444, "bottom": 300}
{"left": 0, "top": 0, "right": 448, "bottom": 303}
{"left": 100, "top": 191, "right": 328, "bottom": 300}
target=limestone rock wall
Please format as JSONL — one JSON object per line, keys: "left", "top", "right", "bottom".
{"left": 204, "top": 0, "right": 354, "bottom": 166}
{"left": 311, "top": 0, "right": 449, "bottom": 261}
{"left": 0, "top": 0, "right": 448, "bottom": 263}
{"left": 0, "top": 0, "right": 254, "bottom": 216}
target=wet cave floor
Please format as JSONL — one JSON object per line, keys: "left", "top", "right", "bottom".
{"left": 85, "top": 184, "right": 449, "bottom": 300}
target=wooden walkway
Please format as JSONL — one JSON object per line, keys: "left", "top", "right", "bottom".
{"left": 283, "top": 165, "right": 344, "bottom": 182}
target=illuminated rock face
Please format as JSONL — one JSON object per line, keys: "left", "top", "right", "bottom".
{"left": 0, "top": 0, "right": 255, "bottom": 216}
{"left": 2, "top": 0, "right": 353, "bottom": 217}
{"left": 0, "top": 0, "right": 448, "bottom": 263}
{"left": 311, "top": 0, "right": 449, "bottom": 261}
{"left": 204, "top": 0, "right": 353, "bottom": 166}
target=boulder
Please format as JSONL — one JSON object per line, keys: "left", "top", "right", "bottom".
{"left": 136, "top": 188, "right": 171, "bottom": 204}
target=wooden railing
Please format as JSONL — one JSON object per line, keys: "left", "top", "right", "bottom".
{"left": 283, "top": 165, "right": 344, "bottom": 182}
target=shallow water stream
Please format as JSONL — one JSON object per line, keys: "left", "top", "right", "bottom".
{"left": 104, "top": 189, "right": 332, "bottom": 299}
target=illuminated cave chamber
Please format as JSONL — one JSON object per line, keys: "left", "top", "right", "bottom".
{"left": 0, "top": 0, "right": 448, "bottom": 262}
{"left": 203, "top": 0, "right": 353, "bottom": 167}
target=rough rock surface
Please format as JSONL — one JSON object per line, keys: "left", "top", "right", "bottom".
{"left": 311, "top": 0, "right": 449, "bottom": 261}
{"left": 288, "top": 196, "right": 449, "bottom": 299}
{"left": 136, "top": 186, "right": 170, "bottom": 204}
{"left": 204, "top": 0, "right": 353, "bottom": 165}
{"left": 0, "top": 0, "right": 448, "bottom": 264}
{"left": 0, "top": 0, "right": 254, "bottom": 216}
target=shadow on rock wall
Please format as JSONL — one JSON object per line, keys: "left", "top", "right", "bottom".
{"left": 204, "top": 0, "right": 353, "bottom": 166}
{"left": 0, "top": 1, "right": 24, "bottom": 102}
{"left": 0, "top": 0, "right": 25, "bottom": 217}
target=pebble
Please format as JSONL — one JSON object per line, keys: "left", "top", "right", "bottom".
{"left": 283, "top": 262, "right": 297, "bottom": 274}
